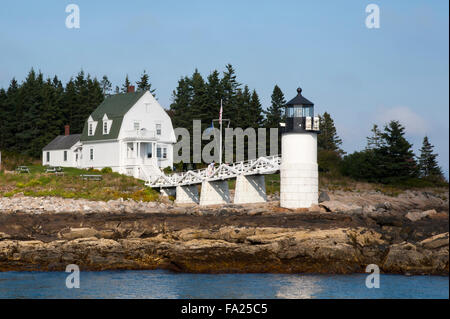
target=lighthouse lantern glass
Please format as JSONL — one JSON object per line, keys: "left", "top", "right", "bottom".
{"left": 286, "top": 105, "right": 313, "bottom": 118}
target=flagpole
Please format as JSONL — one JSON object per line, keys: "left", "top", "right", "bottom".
{"left": 219, "top": 99, "right": 223, "bottom": 165}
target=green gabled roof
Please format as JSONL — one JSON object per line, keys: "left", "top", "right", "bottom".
{"left": 80, "top": 91, "right": 145, "bottom": 142}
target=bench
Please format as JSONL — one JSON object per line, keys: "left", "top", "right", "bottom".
{"left": 46, "top": 167, "right": 64, "bottom": 174}
{"left": 15, "top": 166, "right": 30, "bottom": 173}
{"left": 80, "top": 174, "right": 103, "bottom": 181}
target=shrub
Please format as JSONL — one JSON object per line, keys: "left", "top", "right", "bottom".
{"left": 101, "top": 167, "right": 113, "bottom": 174}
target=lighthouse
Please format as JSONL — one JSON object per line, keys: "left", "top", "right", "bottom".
{"left": 280, "top": 87, "right": 320, "bottom": 209}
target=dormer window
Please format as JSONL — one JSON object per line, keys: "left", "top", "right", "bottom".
{"left": 87, "top": 116, "right": 98, "bottom": 136}
{"left": 102, "top": 114, "right": 112, "bottom": 135}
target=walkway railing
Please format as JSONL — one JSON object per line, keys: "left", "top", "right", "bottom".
{"left": 146, "top": 155, "right": 281, "bottom": 188}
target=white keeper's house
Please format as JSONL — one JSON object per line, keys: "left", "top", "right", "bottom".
{"left": 42, "top": 86, "right": 176, "bottom": 179}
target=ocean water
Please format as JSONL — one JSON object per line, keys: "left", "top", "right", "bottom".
{"left": 0, "top": 270, "right": 448, "bottom": 299}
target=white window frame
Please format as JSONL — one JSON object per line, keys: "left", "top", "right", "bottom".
{"left": 102, "top": 114, "right": 112, "bottom": 135}
{"left": 90, "top": 148, "right": 94, "bottom": 161}
{"left": 87, "top": 116, "right": 98, "bottom": 136}
{"left": 157, "top": 146, "right": 162, "bottom": 158}
{"left": 63, "top": 151, "right": 67, "bottom": 162}
{"left": 133, "top": 121, "right": 140, "bottom": 131}
{"left": 156, "top": 123, "right": 162, "bottom": 136}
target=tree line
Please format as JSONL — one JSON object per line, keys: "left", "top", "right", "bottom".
{"left": 0, "top": 66, "right": 445, "bottom": 184}
{"left": 318, "top": 113, "right": 445, "bottom": 184}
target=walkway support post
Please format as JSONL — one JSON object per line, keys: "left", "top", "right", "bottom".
{"left": 199, "top": 180, "right": 230, "bottom": 206}
{"left": 233, "top": 175, "right": 267, "bottom": 204}
{"left": 175, "top": 185, "right": 199, "bottom": 205}
{"left": 160, "top": 187, "right": 176, "bottom": 197}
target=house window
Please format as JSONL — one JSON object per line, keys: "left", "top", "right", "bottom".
{"left": 163, "top": 147, "right": 167, "bottom": 159}
{"left": 64, "top": 151, "right": 67, "bottom": 162}
{"left": 103, "top": 122, "right": 108, "bottom": 134}
{"left": 90, "top": 148, "right": 94, "bottom": 160}
{"left": 156, "top": 123, "right": 161, "bottom": 135}
{"left": 46, "top": 152, "right": 50, "bottom": 162}
{"left": 157, "top": 146, "right": 162, "bottom": 158}
{"left": 89, "top": 123, "right": 93, "bottom": 136}
{"left": 134, "top": 122, "right": 140, "bottom": 131}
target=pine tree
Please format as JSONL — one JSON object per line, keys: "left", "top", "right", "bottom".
{"left": 3, "top": 78, "right": 20, "bottom": 151}
{"left": 100, "top": 75, "right": 112, "bottom": 96}
{"left": 190, "top": 69, "right": 208, "bottom": 129}
{"left": 366, "top": 124, "right": 382, "bottom": 149}
{"left": 235, "top": 86, "right": 252, "bottom": 128}
{"left": 169, "top": 76, "right": 193, "bottom": 130}
{"left": 136, "top": 70, "right": 156, "bottom": 96}
{"left": 121, "top": 75, "right": 131, "bottom": 93}
{"left": 318, "top": 112, "right": 343, "bottom": 155}
{"left": 205, "top": 70, "right": 224, "bottom": 123}
{"left": 0, "top": 88, "right": 7, "bottom": 149}
{"left": 264, "top": 85, "right": 286, "bottom": 129}
{"left": 418, "top": 136, "right": 443, "bottom": 179}
{"left": 220, "top": 64, "right": 241, "bottom": 126}
{"left": 379, "top": 120, "right": 418, "bottom": 181}
{"left": 62, "top": 78, "right": 77, "bottom": 132}
{"left": 248, "top": 90, "right": 264, "bottom": 128}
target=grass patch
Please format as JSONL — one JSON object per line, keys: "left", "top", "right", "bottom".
{"left": 0, "top": 164, "right": 159, "bottom": 202}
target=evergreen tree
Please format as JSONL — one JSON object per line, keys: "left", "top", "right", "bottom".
{"left": 235, "top": 86, "right": 252, "bottom": 128}
{"left": 318, "top": 112, "right": 344, "bottom": 155}
{"left": 3, "top": 78, "right": 20, "bottom": 152}
{"left": 366, "top": 124, "right": 382, "bottom": 149}
{"left": 0, "top": 88, "right": 7, "bottom": 149}
{"left": 264, "top": 85, "right": 286, "bottom": 129}
{"left": 378, "top": 120, "right": 418, "bottom": 182}
{"left": 121, "top": 75, "right": 131, "bottom": 93}
{"left": 100, "top": 75, "right": 112, "bottom": 96}
{"left": 136, "top": 70, "right": 156, "bottom": 96}
{"left": 190, "top": 69, "right": 208, "bottom": 130}
{"left": 220, "top": 64, "right": 240, "bottom": 126}
{"left": 169, "top": 76, "right": 193, "bottom": 130}
{"left": 205, "top": 70, "right": 224, "bottom": 123}
{"left": 248, "top": 90, "right": 264, "bottom": 128}
{"left": 62, "top": 78, "right": 77, "bottom": 132}
{"left": 17, "top": 69, "right": 45, "bottom": 156}
{"left": 418, "top": 136, "right": 443, "bottom": 179}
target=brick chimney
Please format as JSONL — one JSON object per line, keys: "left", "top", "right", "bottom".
{"left": 64, "top": 125, "right": 70, "bottom": 136}
{"left": 128, "top": 85, "right": 135, "bottom": 93}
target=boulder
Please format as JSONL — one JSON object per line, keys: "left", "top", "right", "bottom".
{"left": 405, "top": 209, "right": 437, "bottom": 222}
{"left": 318, "top": 191, "right": 330, "bottom": 203}
{"left": 419, "top": 233, "right": 449, "bottom": 249}
{"left": 319, "top": 200, "right": 361, "bottom": 213}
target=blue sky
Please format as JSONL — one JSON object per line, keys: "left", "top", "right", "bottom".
{"left": 0, "top": 0, "right": 448, "bottom": 175}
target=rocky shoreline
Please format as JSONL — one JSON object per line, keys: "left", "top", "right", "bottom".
{"left": 0, "top": 190, "right": 448, "bottom": 275}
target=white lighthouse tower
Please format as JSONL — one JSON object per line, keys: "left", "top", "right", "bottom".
{"left": 280, "top": 87, "right": 320, "bottom": 209}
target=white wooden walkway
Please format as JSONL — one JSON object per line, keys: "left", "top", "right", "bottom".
{"left": 145, "top": 155, "right": 281, "bottom": 188}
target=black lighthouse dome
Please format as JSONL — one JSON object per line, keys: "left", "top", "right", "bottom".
{"left": 284, "top": 87, "right": 319, "bottom": 133}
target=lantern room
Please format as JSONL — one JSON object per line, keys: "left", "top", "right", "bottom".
{"left": 284, "top": 87, "right": 319, "bottom": 133}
